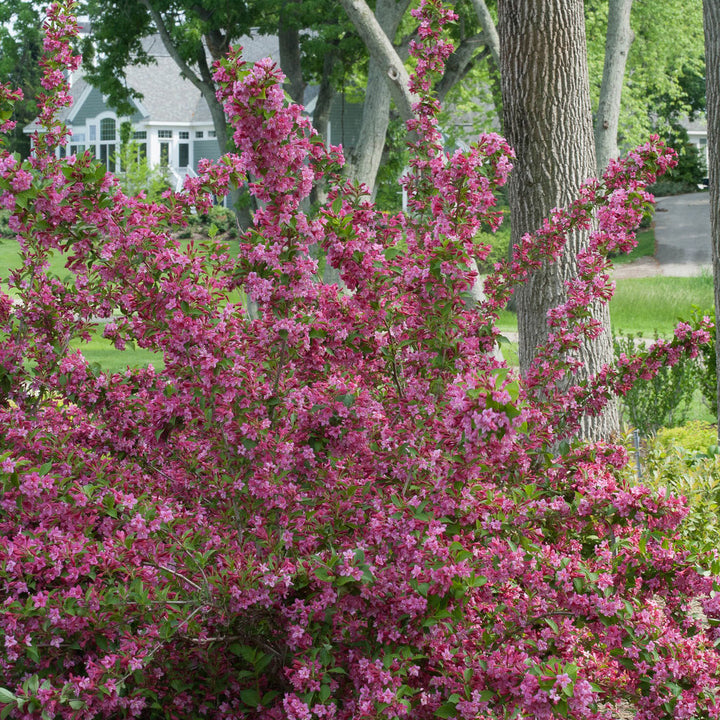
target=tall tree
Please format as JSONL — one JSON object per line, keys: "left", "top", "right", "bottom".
{"left": 339, "top": 0, "right": 499, "bottom": 193}
{"left": 594, "top": 0, "right": 634, "bottom": 173}
{"left": 497, "top": 0, "right": 618, "bottom": 438}
{"left": 704, "top": 0, "right": 720, "bottom": 435}
{"left": 339, "top": 0, "right": 415, "bottom": 192}
{"left": 0, "top": 0, "right": 44, "bottom": 158}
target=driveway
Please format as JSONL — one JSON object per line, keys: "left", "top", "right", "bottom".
{"left": 612, "top": 192, "right": 713, "bottom": 279}
{"left": 652, "top": 192, "right": 712, "bottom": 275}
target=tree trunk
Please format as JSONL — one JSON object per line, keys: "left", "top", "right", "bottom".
{"left": 595, "top": 0, "right": 634, "bottom": 174}
{"left": 703, "top": 0, "right": 720, "bottom": 439}
{"left": 497, "top": 0, "right": 619, "bottom": 439}
{"left": 310, "top": 49, "right": 337, "bottom": 207}
{"left": 340, "top": 0, "right": 413, "bottom": 194}
{"left": 279, "top": 0, "right": 306, "bottom": 106}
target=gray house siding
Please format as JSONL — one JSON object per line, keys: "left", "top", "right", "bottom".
{"left": 71, "top": 87, "right": 144, "bottom": 125}
{"left": 328, "top": 97, "right": 364, "bottom": 151}
{"left": 193, "top": 139, "right": 222, "bottom": 171}
{"left": 71, "top": 87, "right": 106, "bottom": 125}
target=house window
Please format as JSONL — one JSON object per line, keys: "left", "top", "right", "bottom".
{"left": 195, "top": 131, "right": 204, "bottom": 138}
{"left": 178, "top": 142, "right": 189, "bottom": 168}
{"left": 89, "top": 125, "right": 96, "bottom": 141}
{"left": 208, "top": 130, "right": 217, "bottom": 138}
{"left": 132, "top": 130, "right": 147, "bottom": 140}
{"left": 100, "top": 118, "right": 115, "bottom": 141}
{"left": 99, "top": 118, "right": 116, "bottom": 171}
{"left": 179, "top": 131, "right": 189, "bottom": 139}
{"left": 70, "top": 144, "right": 86, "bottom": 155}
{"left": 158, "top": 130, "right": 173, "bottom": 138}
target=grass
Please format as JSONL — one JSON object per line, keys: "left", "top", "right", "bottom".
{"left": 70, "top": 331, "right": 162, "bottom": 375}
{"left": 496, "top": 273, "right": 714, "bottom": 337}
{"left": 610, "top": 273, "right": 714, "bottom": 335}
{"left": 611, "top": 227, "right": 655, "bottom": 265}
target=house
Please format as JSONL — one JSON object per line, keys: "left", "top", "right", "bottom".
{"left": 685, "top": 117, "right": 709, "bottom": 172}
{"left": 24, "top": 32, "right": 365, "bottom": 192}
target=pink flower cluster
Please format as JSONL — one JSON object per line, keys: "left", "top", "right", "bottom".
{"left": 0, "top": 1, "right": 718, "bottom": 719}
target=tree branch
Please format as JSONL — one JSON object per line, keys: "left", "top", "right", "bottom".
{"left": 469, "top": 0, "right": 500, "bottom": 69}
{"left": 338, "top": 0, "right": 418, "bottom": 121}
{"left": 139, "top": 0, "right": 206, "bottom": 94}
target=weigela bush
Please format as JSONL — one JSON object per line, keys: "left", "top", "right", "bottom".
{"left": 0, "top": 1, "right": 718, "bottom": 718}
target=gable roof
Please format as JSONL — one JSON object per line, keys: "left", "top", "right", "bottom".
{"left": 25, "top": 31, "right": 283, "bottom": 132}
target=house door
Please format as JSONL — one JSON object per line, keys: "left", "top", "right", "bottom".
{"left": 178, "top": 143, "right": 189, "bottom": 168}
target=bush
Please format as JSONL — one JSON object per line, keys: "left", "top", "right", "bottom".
{"left": 655, "top": 420, "right": 718, "bottom": 454}
{"left": 0, "top": 3, "right": 719, "bottom": 719}
{"left": 186, "top": 203, "right": 239, "bottom": 238}
{"left": 0, "top": 209, "right": 12, "bottom": 239}
{"left": 613, "top": 330, "right": 700, "bottom": 434}
{"left": 475, "top": 222, "right": 510, "bottom": 273}
{"left": 635, "top": 427, "right": 720, "bottom": 553}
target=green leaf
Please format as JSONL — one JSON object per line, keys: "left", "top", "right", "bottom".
{"left": 0, "top": 688, "right": 16, "bottom": 705}
{"left": 239, "top": 688, "right": 260, "bottom": 707}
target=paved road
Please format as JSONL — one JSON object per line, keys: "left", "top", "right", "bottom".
{"left": 653, "top": 192, "right": 712, "bottom": 276}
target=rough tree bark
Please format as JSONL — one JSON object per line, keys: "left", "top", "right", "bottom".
{"left": 339, "top": 0, "right": 414, "bottom": 193}
{"left": 595, "top": 0, "right": 634, "bottom": 174}
{"left": 497, "top": 0, "right": 619, "bottom": 439}
{"left": 703, "top": 0, "right": 720, "bottom": 438}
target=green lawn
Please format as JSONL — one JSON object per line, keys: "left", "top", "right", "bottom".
{"left": 1, "top": 237, "right": 162, "bottom": 373}
{"left": 610, "top": 273, "right": 713, "bottom": 335}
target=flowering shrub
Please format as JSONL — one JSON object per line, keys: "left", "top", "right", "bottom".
{"left": 0, "top": 2, "right": 718, "bottom": 719}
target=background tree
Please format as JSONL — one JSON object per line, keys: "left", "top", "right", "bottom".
{"left": 704, "top": 0, "right": 720, "bottom": 435}
{"left": 0, "top": 0, "right": 43, "bottom": 158}
{"left": 593, "top": 0, "right": 634, "bottom": 173}
{"left": 497, "top": 0, "right": 618, "bottom": 438}
{"left": 586, "top": 0, "right": 705, "bottom": 159}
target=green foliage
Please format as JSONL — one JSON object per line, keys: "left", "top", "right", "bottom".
{"left": 374, "top": 116, "right": 409, "bottom": 212}
{"left": 634, "top": 426, "right": 720, "bottom": 553}
{"left": 614, "top": 331, "right": 699, "bottom": 434}
{"left": 585, "top": 0, "right": 705, "bottom": 152}
{"left": 655, "top": 420, "right": 718, "bottom": 453}
{"left": 649, "top": 124, "right": 706, "bottom": 196}
{"left": 114, "top": 140, "right": 171, "bottom": 200}
{"left": 0, "top": 209, "right": 12, "bottom": 240}
{"left": 187, "top": 204, "right": 239, "bottom": 239}
{"left": 475, "top": 221, "right": 510, "bottom": 273}
{"left": 0, "top": 0, "right": 44, "bottom": 157}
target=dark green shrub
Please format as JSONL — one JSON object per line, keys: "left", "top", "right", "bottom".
{"left": 0, "top": 209, "right": 12, "bottom": 239}
{"left": 475, "top": 223, "right": 511, "bottom": 273}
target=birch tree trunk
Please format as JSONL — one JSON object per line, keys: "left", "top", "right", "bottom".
{"left": 595, "top": 0, "right": 634, "bottom": 174}
{"left": 498, "top": 0, "right": 619, "bottom": 439}
{"left": 703, "top": 0, "right": 720, "bottom": 438}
